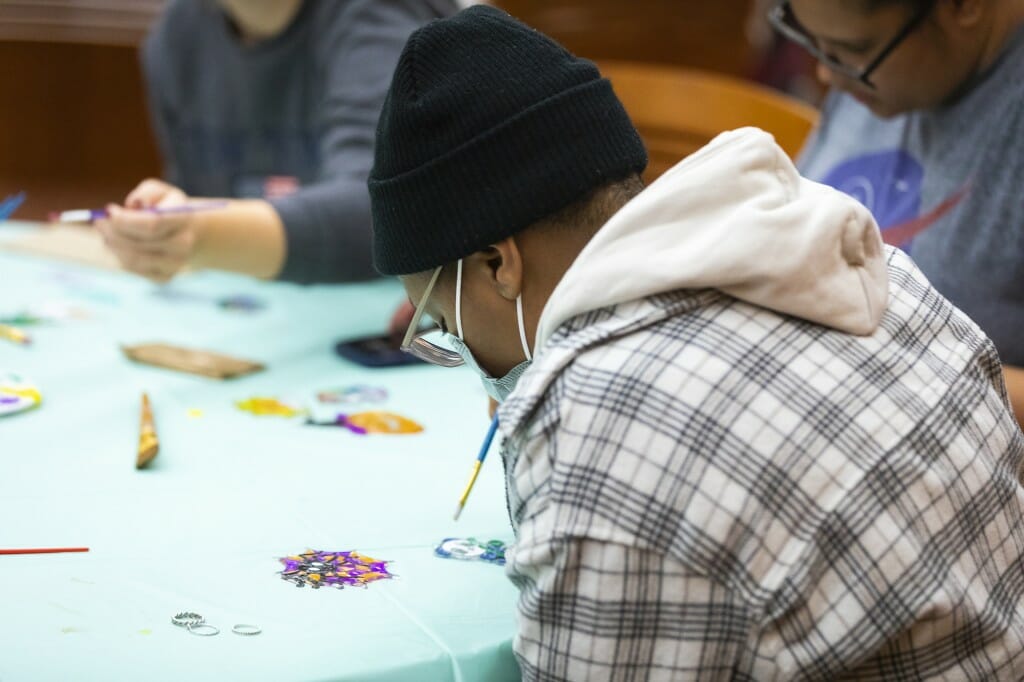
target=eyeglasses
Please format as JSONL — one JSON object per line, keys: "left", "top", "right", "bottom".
{"left": 400, "top": 265, "right": 465, "bottom": 368}
{"left": 768, "top": 0, "right": 935, "bottom": 88}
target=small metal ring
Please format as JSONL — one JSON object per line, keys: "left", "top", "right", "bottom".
{"left": 171, "top": 612, "right": 204, "bottom": 628}
{"left": 187, "top": 623, "right": 220, "bottom": 637}
{"left": 232, "top": 624, "right": 262, "bottom": 636}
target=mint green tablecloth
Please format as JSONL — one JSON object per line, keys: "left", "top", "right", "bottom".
{"left": 0, "top": 227, "right": 520, "bottom": 681}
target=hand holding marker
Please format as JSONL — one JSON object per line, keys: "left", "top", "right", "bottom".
{"left": 49, "top": 201, "right": 229, "bottom": 224}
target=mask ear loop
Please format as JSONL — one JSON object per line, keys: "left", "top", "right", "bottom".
{"left": 458, "top": 256, "right": 531, "bottom": 362}
{"left": 516, "top": 295, "right": 532, "bottom": 361}
{"left": 455, "top": 259, "right": 465, "bottom": 340}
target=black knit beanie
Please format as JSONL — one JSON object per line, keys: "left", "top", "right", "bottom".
{"left": 369, "top": 4, "right": 648, "bottom": 276}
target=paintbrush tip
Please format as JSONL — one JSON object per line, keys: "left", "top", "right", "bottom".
{"left": 136, "top": 443, "right": 158, "bottom": 469}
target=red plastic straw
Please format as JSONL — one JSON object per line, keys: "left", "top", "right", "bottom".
{"left": 0, "top": 547, "right": 89, "bottom": 555}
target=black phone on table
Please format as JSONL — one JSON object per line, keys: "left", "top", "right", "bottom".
{"left": 333, "top": 333, "right": 425, "bottom": 368}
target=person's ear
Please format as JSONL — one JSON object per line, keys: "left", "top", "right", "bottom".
{"left": 490, "top": 237, "right": 523, "bottom": 300}
{"left": 468, "top": 237, "right": 523, "bottom": 301}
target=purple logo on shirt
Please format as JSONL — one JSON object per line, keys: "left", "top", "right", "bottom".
{"left": 820, "top": 150, "right": 969, "bottom": 250}
{"left": 822, "top": 150, "right": 922, "bottom": 229}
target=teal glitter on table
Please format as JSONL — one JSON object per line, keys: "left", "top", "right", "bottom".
{"left": 434, "top": 537, "right": 507, "bottom": 566}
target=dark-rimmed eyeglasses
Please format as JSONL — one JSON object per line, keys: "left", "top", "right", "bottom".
{"left": 768, "top": 0, "right": 936, "bottom": 88}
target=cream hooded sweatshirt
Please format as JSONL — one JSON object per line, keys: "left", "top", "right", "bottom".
{"left": 536, "top": 127, "right": 889, "bottom": 351}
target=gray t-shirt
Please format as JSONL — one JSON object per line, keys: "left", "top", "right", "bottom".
{"left": 799, "top": 27, "right": 1024, "bottom": 365}
{"left": 143, "top": 0, "right": 454, "bottom": 283}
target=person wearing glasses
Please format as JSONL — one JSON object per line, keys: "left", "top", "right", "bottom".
{"left": 373, "top": 6, "right": 1024, "bottom": 679}
{"left": 95, "top": 0, "right": 454, "bottom": 284}
{"left": 772, "top": 0, "right": 1024, "bottom": 425}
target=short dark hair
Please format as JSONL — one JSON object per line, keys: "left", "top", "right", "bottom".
{"left": 531, "top": 174, "right": 646, "bottom": 234}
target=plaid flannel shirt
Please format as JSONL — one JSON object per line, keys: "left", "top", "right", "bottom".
{"left": 497, "top": 247, "right": 1024, "bottom": 681}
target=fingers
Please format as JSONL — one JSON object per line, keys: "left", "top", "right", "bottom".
{"left": 96, "top": 215, "right": 195, "bottom": 283}
{"left": 101, "top": 179, "right": 194, "bottom": 283}
{"left": 107, "top": 247, "right": 187, "bottom": 283}
{"left": 124, "top": 178, "right": 186, "bottom": 210}
{"left": 138, "top": 262, "right": 179, "bottom": 284}
{"left": 102, "top": 204, "right": 188, "bottom": 241}
{"left": 105, "top": 244, "right": 187, "bottom": 277}
{"left": 99, "top": 221, "right": 194, "bottom": 258}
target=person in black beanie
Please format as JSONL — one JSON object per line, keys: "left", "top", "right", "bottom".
{"left": 372, "top": 5, "right": 1024, "bottom": 680}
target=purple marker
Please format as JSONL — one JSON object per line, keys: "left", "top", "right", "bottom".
{"left": 49, "top": 201, "right": 229, "bottom": 224}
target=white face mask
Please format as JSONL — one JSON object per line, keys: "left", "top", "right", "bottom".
{"left": 448, "top": 258, "right": 532, "bottom": 403}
